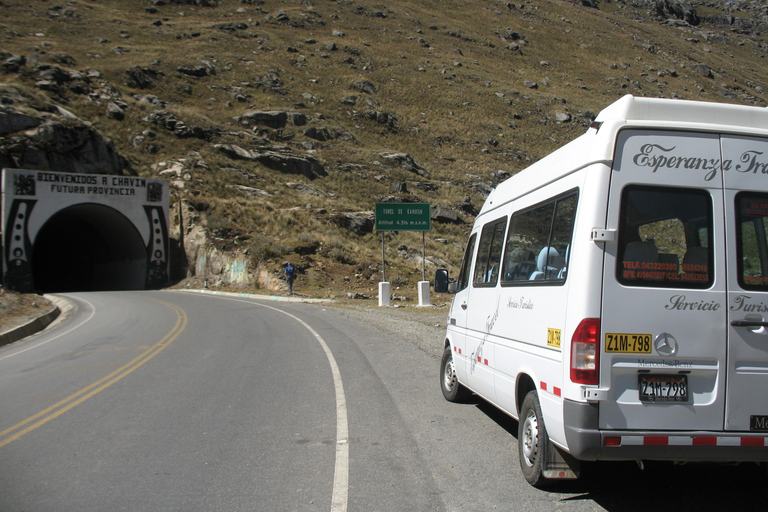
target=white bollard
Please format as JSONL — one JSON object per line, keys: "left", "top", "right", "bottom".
{"left": 417, "top": 280, "right": 431, "bottom": 307}
{"left": 378, "top": 281, "right": 391, "bottom": 307}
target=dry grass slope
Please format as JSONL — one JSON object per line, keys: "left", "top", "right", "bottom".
{"left": 1, "top": 0, "right": 767, "bottom": 298}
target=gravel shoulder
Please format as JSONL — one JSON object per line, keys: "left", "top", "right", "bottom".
{"left": 322, "top": 300, "right": 450, "bottom": 359}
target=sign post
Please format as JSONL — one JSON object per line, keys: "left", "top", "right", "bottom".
{"left": 374, "top": 203, "right": 432, "bottom": 307}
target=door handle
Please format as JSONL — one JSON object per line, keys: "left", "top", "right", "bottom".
{"left": 731, "top": 319, "right": 768, "bottom": 328}
{"left": 461, "top": 302, "right": 467, "bottom": 310}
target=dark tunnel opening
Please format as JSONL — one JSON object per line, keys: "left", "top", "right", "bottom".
{"left": 32, "top": 204, "right": 147, "bottom": 292}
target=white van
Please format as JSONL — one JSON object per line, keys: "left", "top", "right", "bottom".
{"left": 434, "top": 94, "right": 768, "bottom": 487}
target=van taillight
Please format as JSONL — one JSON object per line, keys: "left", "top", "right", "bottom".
{"left": 570, "top": 318, "right": 600, "bottom": 385}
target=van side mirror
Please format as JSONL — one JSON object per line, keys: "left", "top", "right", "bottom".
{"left": 434, "top": 268, "right": 456, "bottom": 294}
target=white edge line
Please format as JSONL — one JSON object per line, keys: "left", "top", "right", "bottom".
{"left": 218, "top": 296, "right": 349, "bottom": 512}
{"left": 0, "top": 295, "right": 95, "bottom": 361}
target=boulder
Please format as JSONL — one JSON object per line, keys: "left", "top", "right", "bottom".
{"left": 146, "top": 110, "right": 219, "bottom": 140}
{"left": 652, "top": 0, "right": 700, "bottom": 26}
{"left": 287, "top": 111, "right": 307, "bottom": 126}
{"left": 391, "top": 181, "right": 408, "bottom": 193}
{"left": 106, "top": 101, "right": 125, "bottom": 120}
{"left": 238, "top": 110, "right": 287, "bottom": 128}
{"left": 457, "top": 196, "right": 477, "bottom": 216}
{"left": 0, "top": 109, "right": 41, "bottom": 135}
{"left": 303, "top": 126, "right": 335, "bottom": 141}
{"left": 255, "top": 150, "right": 326, "bottom": 180}
{"left": 381, "top": 152, "right": 428, "bottom": 177}
{"left": 215, "top": 22, "right": 248, "bottom": 32}
{"left": 287, "top": 182, "right": 326, "bottom": 197}
{"left": 0, "top": 118, "right": 132, "bottom": 175}
{"left": 691, "top": 63, "right": 713, "bottom": 79}
{"left": 258, "top": 72, "right": 288, "bottom": 95}
{"left": 431, "top": 205, "right": 462, "bottom": 224}
{"left": 216, "top": 143, "right": 253, "bottom": 160}
{"left": 330, "top": 211, "right": 374, "bottom": 235}
{"left": 350, "top": 80, "right": 376, "bottom": 94}
{"left": 215, "top": 143, "right": 326, "bottom": 180}
{"left": 365, "top": 110, "right": 398, "bottom": 131}
{"left": 2, "top": 54, "right": 26, "bottom": 73}
{"left": 124, "top": 66, "right": 164, "bottom": 89}
{"left": 177, "top": 65, "right": 212, "bottom": 77}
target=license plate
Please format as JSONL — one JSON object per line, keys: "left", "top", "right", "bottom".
{"left": 605, "top": 333, "right": 652, "bottom": 354}
{"left": 639, "top": 375, "right": 688, "bottom": 402}
{"left": 547, "top": 328, "right": 561, "bottom": 348}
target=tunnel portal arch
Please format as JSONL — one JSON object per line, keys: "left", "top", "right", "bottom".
{"left": 32, "top": 204, "right": 147, "bottom": 292}
{"left": 2, "top": 169, "right": 169, "bottom": 293}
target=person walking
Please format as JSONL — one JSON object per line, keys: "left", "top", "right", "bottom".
{"left": 284, "top": 262, "right": 296, "bottom": 295}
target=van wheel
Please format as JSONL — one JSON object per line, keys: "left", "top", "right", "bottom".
{"left": 518, "top": 390, "right": 550, "bottom": 488}
{"left": 440, "top": 346, "right": 470, "bottom": 402}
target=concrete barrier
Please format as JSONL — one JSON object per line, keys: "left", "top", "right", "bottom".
{"left": 0, "top": 304, "right": 60, "bottom": 347}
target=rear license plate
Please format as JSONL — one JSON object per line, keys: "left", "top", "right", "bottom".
{"left": 639, "top": 375, "right": 688, "bottom": 402}
{"left": 605, "top": 333, "right": 652, "bottom": 354}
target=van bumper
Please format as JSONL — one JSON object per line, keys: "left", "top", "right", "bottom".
{"left": 563, "top": 399, "right": 768, "bottom": 462}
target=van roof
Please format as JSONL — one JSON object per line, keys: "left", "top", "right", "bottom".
{"left": 481, "top": 95, "right": 768, "bottom": 215}
{"left": 596, "top": 94, "right": 768, "bottom": 129}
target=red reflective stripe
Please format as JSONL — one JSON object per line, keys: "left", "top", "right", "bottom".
{"left": 618, "top": 435, "right": 768, "bottom": 446}
{"left": 538, "top": 382, "right": 561, "bottom": 396}
{"left": 484, "top": 359, "right": 488, "bottom": 365}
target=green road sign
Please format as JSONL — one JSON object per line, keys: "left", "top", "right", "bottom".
{"left": 375, "top": 203, "right": 431, "bottom": 231}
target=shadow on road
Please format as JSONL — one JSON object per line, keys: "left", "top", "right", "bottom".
{"left": 473, "top": 398, "right": 766, "bottom": 511}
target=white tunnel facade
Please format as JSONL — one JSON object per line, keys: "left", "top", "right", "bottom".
{"left": 1, "top": 169, "right": 169, "bottom": 293}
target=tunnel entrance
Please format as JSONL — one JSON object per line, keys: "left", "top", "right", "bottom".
{"left": 2, "top": 169, "right": 169, "bottom": 293}
{"left": 32, "top": 204, "right": 147, "bottom": 292}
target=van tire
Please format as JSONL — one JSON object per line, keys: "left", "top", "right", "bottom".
{"left": 518, "top": 390, "right": 550, "bottom": 488}
{"left": 440, "top": 346, "right": 470, "bottom": 402}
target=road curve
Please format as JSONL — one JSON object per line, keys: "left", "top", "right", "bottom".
{"left": 0, "top": 291, "right": 766, "bottom": 512}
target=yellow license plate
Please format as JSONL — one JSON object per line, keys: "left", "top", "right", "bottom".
{"left": 605, "top": 333, "right": 652, "bottom": 354}
{"left": 547, "top": 328, "right": 561, "bottom": 348}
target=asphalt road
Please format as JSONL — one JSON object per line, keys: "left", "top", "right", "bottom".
{"left": 0, "top": 291, "right": 765, "bottom": 511}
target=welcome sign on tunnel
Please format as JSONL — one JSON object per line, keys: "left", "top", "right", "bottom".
{"left": 1, "top": 168, "right": 170, "bottom": 292}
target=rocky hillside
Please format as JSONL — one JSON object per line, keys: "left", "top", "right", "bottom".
{"left": 1, "top": 0, "right": 768, "bottom": 299}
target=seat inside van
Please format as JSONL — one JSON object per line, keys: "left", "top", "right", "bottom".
{"left": 530, "top": 247, "right": 565, "bottom": 280}
{"left": 624, "top": 240, "right": 659, "bottom": 264}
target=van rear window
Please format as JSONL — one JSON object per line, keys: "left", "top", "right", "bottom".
{"left": 617, "top": 186, "right": 713, "bottom": 289}
{"left": 736, "top": 193, "right": 768, "bottom": 290}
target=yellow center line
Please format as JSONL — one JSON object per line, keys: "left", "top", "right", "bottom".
{"left": 0, "top": 298, "right": 187, "bottom": 449}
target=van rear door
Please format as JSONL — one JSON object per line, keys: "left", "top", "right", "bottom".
{"left": 722, "top": 135, "right": 768, "bottom": 433}
{"left": 599, "top": 129, "right": 727, "bottom": 431}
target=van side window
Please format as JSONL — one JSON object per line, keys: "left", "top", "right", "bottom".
{"left": 456, "top": 233, "right": 477, "bottom": 292}
{"left": 736, "top": 193, "right": 768, "bottom": 290}
{"left": 473, "top": 218, "right": 507, "bottom": 287}
{"left": 502, "top": 193, "right": 577, "bottom": 284}
{"left": 617, "top": 186, "right": 713, "bottom": 288}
